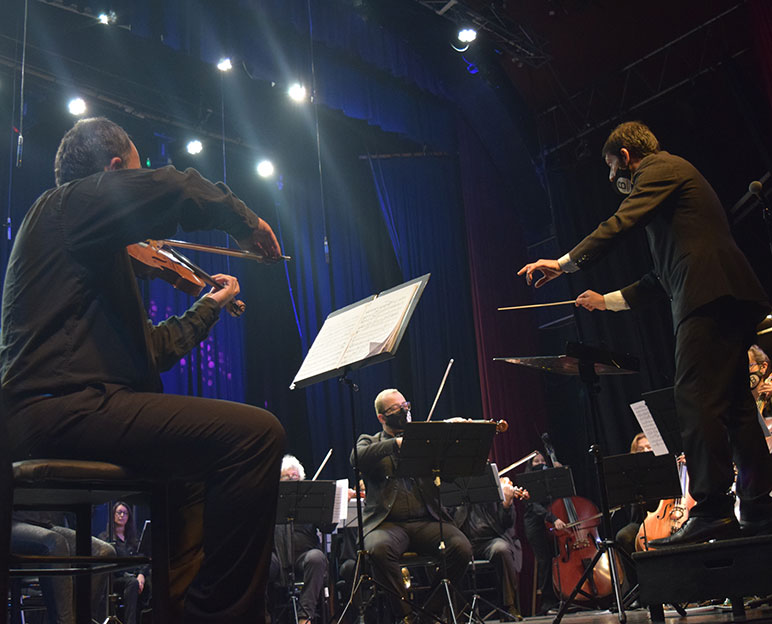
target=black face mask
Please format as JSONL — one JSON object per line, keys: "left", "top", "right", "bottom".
{"left": 384, "top": 407, "right": 411, "bottom": 431}
{"left": 612, "top": 169, "right": 633, "bottom": 196}
{"left": 751, "top": 372, "right": 763, "bottom": 390}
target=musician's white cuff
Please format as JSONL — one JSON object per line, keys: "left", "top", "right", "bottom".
{"left": 558, "top": 253, "right": 579, "bottom": 273}
{"left": 603, "top": 290, "right": 630, "bottom": 311}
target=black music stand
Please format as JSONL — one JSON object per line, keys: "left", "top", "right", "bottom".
{"left": 275, "top": 480, "right": 337, "bottom": 624}
{"left": 496, "top": 342, "right": 638, "bottom": 624}
{"left": 396, "top": 421, "right": 496, "bottom": 624}
{"left": 441, "top": 463, "right": 516, "bottom": 624}
{"left": 514, "top": 467, "right": 575, "bottom": 505}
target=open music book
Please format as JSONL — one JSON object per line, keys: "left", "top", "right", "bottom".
{"left": 290, "top": 274, "right": 430, "bottom": 389}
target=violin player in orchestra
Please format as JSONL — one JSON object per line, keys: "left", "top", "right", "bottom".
{"left": 0, "top": 117, "right": 286, "bottom": 624}
{"left": 519, "top": 121, "right": 772, "bottom": 545}
{"left": 453, "top": 473, "right": 527, "bottom": 620}
{"left": 269, "top": 455, "right": 328, "bottom": 624}
{"left": 351, "top": 388, "right": 473, "bottom": 624}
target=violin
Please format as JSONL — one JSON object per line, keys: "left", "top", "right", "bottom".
{"left": 542, "top": 434, "right": 623, "bottom": 603}
{"left": 127, "top": 240, "right": 245, "bottom": 317}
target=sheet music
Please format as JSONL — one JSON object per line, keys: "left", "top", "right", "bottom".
{"left": 290, "top": 296, "right": 374, "bottom": 388}
{"left": 339, "top": 282, "right": 420, "bottom": 368}
{"left": 630, "top": 400, "right": 670, "bottom": 455}
{"left": 333, "top": 479, "right": 349, "bottom": 527}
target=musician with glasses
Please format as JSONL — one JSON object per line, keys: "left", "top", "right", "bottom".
{"left": 352, "top": 388, "right": 472, "bottom": 624}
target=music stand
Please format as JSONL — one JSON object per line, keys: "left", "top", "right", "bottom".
{"left": 289, "top": 274, "right": 430, "bottom": 624}
{"left": 514, "top": 467, "right": 575, "bottom": 504}
{"left": 396, "top": 421, "right": 496, "bottom": 624}
{"left": 442, "top": 463, "right": 519, "bottom": 624}
{"left": 496, "top": 341, "right": 638, "bottom": 624}
{"left": 275, "top": 480, "right": 337, "bottom": 624}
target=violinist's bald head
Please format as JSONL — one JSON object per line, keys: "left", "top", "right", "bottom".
{"left": 54, "top": 117, "right": 137, "bottom": 186}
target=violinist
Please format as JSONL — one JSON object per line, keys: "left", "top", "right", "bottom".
{"left": 0, "top": 117, "right": 286, "bottom": 624}
{"left": 351, "top": 388, "right": 473, "bottom": 624}
{"left": 454, "top": 475, "right": 527, "bottom": 620}
{"left": 522, "top": 452, "right": 564, "bottom": 615}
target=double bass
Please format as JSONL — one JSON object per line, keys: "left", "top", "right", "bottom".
{"left": 542, "top": 436, "right": 622, "bottom": 603}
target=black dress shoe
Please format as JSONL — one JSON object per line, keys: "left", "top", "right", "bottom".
{"left": 647, "top": 516, "right": 740, "bottom": 547}
{"left": 740, "top": 517, "right": 772, "bottom": 537}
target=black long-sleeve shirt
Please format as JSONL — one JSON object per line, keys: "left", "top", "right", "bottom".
{"left": 1, "top": 166, "right": 261, "bottom": 401}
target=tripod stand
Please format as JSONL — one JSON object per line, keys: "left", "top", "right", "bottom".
{"left": 497, "top": 342, "right": 638, "bottom": 624}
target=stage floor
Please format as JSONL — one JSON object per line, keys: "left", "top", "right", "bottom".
{"left": 502, "top": 604, "right": 772, "bottom": 624}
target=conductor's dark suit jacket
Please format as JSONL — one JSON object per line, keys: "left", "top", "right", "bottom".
{"left": 569, "top": 151, "right": 767, "bottom": 328}
{"left": 352, "top": 430, "right": 449, "bottom": 537}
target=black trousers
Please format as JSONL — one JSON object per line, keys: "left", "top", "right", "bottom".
{"left": 364, "top": 519, "right": 472, "bottom": 618}
{"left": 472, "top": 537, "right": 521, "bottom": 613}
{"left": 7, "top": 383, "right": 285, "bottom": 624}
{"left": 270, "top": 548, "right": 328, "bottom": 620}
{"left": 674, "top": 298, "right": 772, "bottom": 519}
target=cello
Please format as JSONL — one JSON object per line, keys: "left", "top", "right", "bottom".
{"left": 542, "top": 435, "right": 622, "bottom": 603}
{"left": 635, "top": 456, "right": 694, "bottom": 550}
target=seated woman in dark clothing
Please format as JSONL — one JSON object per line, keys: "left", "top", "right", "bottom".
{"left": 99, "top": 501, "right": 150, "bottom": 624}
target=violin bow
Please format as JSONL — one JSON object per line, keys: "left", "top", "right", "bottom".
{"left": 426, "top": 358, "right": 454, "bottom": 422}
{"left": 161, "top": 239, "right": 291, "bottom": 262}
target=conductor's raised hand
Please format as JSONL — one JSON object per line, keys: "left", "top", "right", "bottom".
{"left": 575, "top": 290, "right": 606, "bottom": 311}
{"left": 517, "top": 259, "right": 563, "bottom": 288}
{"left": 237, "top": 218, "right": 283, "bottom": 263}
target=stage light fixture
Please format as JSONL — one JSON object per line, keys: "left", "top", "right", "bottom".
{"left": 98, "top": 11, "right": 116, "bottom": 25}
{"left": 217, "top": 58, "right": 233, "bottom": 72}
{"left": 458, "top": 28, "right": 477, "bottom": 44}
{"left": 256, "top": 160, "right": 275, "bottom": 178}
{"left": 186, "top": 140, "right": 203, "bottom": 155}
{"left": 68, "top": 97, "right": 87, "bottom": 116}
{"left": 288, "top": 83, "right": 307, "bottom": 102}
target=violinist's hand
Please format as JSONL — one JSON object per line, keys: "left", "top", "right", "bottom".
{"left": 206, "top": 274, "right": 241, "bottom": 310}
{"left": 575, "top": 290, "right": 606, "bottom": 311}
{"left": 501, "top": 477, "right": 515, "bottom": 507}
{"left": 554, "top": 518, "right": 567, "bottom": 531}
{"left": 517, "top": 259, "right": 563, "bottom": 288}
{"left": 237, "top": 218, "right": 283, "bottom": 263}
{"left": 757, "top": 378, "right": 772, "bottom": 401}
{"left": 137, "top": 573, "right": 146, "bottom": 594}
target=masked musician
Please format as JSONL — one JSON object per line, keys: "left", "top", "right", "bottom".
{"left": 749, "top": 345, "right": 772, "bottom": 444}
{"left": 519, "top": 121, "right": 772, "bottom": 545}
{"left": 351, "top": 388, "right": 472, "bottom": 624}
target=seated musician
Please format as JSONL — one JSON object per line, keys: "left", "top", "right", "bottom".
{"left": 351, "top": 388, "right": 473, "bottom": 624}
{"left": 749, "top": 345, "right": 772, "bottom": 451}
{"left": 614, "top": 433, "right": 654, "bottom": 557}
{"left": 270, "top": 455, "right": 328, "bottom": 624}
{"left": 453, "top": 474, "right": 526, "bottom": 620}
{"left": 522, "top": 452, "right": 564, "bottom": 615}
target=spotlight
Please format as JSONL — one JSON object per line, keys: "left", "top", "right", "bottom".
{"left": 186, "top": 140, "right": 203, "bottom": 155}
{"left": 98, "top": 11, "right": 116, "bottom": 25}
{"left": 458, "top": 28, "right": 477, "bottom": 43}
{"left": 256, "top": 160, "right": 275, "bottom": 178}
{"left": 217, "top": 57, "right": 233, "bottom": 72}
{"left": 67, "top": 97, "right": 87, "bottom": 116}
{"left": 287, "top": 83, "right": 307, "bottom": 102}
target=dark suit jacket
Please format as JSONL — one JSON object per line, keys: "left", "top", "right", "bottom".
{"left": 351, "top": 430, "right": 448, "bottom": 537}
{"left": 570, "top": 151, "right": 767, "bottom": 328}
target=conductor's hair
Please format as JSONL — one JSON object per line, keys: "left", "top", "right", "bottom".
{"left": 602, "top": 121, "right": 661, "bottom": 160}
{"left": 374, "top": 388, "right": 400, "bottom": 416}
{"left": 54, "top": 117, "right": 133, "bottom": 186}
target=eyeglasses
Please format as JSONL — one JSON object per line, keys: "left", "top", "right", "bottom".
{"left": 115, "top": 510, "right": 129, "bottom": 516}
{"left": 384, "top": 401, "right": 410, "bottom": 416}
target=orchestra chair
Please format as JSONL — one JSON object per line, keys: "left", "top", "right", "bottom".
{"left": 2, "top": 456, "right": 171, "bottom": 624}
